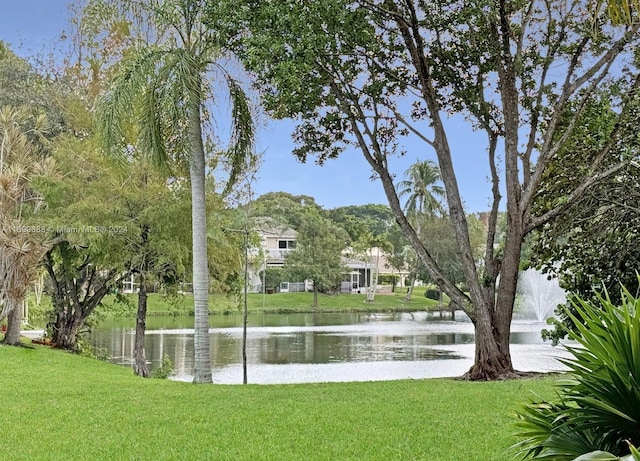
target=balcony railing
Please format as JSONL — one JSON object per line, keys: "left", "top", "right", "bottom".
{"left": 267, "top": 249, "right": 293, "bottom": 260}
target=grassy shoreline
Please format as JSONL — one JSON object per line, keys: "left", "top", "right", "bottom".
{"left": 28, "top": 287, "right": 448, "bottom": 319}
{"left": 0, "top": 344, "right": 557, "bottom": 460}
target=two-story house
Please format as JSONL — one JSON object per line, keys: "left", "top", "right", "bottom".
{"left": 249, "top": 220, "right": 376, "bottom": 294}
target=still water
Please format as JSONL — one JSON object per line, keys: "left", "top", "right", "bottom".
{"left": 90, "top": 311, "right": 571, "bottom": 384}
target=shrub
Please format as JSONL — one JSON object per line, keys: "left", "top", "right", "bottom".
{"left": 260, "top": 267, "right": 284, "bottom": 291}
{"left": 424, "top": 288, "right": 441, "bottom": 301}
{"left": 379, "top": 274, "right": 399, "bottom": 285}
{"left": 514, "top": 285, "right": 640, "bottom": 460}
{"left": 152, "top": 353, "right": 174, "bottom": 379}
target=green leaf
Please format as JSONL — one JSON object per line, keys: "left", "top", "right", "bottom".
{"left": 573, "top": 451, "right": 621, "bottom": 460}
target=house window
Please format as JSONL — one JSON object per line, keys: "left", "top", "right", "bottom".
{"left": 278, "top": 240, "right": 296, "bottom": 249}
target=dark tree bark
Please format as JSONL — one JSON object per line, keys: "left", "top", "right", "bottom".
{"left": 44, "top": 244, "right": 128, "bottom": 351}
{"left": 53, "top": 310, "right": 83, "bottom": 350}
{"left": 2, "top": 300, "right": 22, "bottom": 345}
{"left": 134, "top": 275, "right": 150, "bottom": 378}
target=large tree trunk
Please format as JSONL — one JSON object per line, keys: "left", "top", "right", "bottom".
{"left": 460, "top": 244, "right": 520, "bottom": 379}
{"left": 188, "top": 82, "right": 212, "bottom": 384}
{"left": 2, "top": 300, "right": 22, "bottom": 345}
{"left": 45, "top": 247, "right": 124, "bottom": 352}
{"left": 51, "top": 310, "right": 83, "bottom": 351}
{"left": 464, "top": 313, "right": 513, "bottom": 380}
{"left": 134, "top": 275, "right": 150, "bottom": 378}
{"left": 51, "top": 299, "right": 88, "bottom": 352}
{"left": 463, "top": 214, "right": 523, "bottom": 379}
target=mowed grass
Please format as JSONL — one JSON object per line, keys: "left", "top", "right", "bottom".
{"left": 96, "top": 287, "right": 443, "bottom": 317}
{"left": 27, "top": 287, "right": 446, "bottom": 322}
{"left": 0, "top": 345, "right": 558, "bottom": 460}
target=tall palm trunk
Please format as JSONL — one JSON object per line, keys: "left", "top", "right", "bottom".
{"left": 188, "top": 83, "right": 212, "bottom": 384}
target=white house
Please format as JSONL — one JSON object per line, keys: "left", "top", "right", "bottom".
{"left": 249, "top": 220, "right": 378, "bottom": 294}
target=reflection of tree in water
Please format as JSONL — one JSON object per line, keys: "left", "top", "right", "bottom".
{"left": 90, "top": 315, "right": 545, "bottom": 378}
{"left": 256, "top": 332, "right": 471, "bottom": 364}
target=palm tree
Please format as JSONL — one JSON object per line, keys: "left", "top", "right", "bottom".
{"left": 397, "top": 160, "right": 446, "bottom": 218}
{"left": 97, "top": 0, "right": 254, "bottom": 383}
{"left": 0, "top": 107, "right": 58, "bottom": 345}
{"left": 397, "top": 160, "right": 446, "bottom": 300}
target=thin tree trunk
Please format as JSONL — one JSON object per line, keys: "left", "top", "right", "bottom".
{"left": 134, "top": 275, "right": 150, "bottom": 378}
{"left": 242, "top": 229, "right": 248, "bottom": 385}
{"left": 188, "top": 84, "right": 212, "bottom": 384}
{"left": 312, "top": 286, "right": 318, "bottom": 308}
{"left": 368, "top": 247, "right": 379, "bottom": 302}
{"left": 2, "top": 299, "right": 22, "bottom": 345}
{"left": 403, "top": 274, "right": 416, "bottom": 301}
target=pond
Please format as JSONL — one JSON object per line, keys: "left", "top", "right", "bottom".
{"left": 90, "top": 311, "right": 570, "bottom": 384}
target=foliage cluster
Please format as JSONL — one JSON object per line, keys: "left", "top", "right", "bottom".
{"left": 515, "top": 286, "right": 640, "bottom": 460}
{"left": 151, "top": 353, "right": 174, "bottom": 379}
{"left": 532, "top": 91, "right": 640, "bottom": 343}
{"left": 425, "top": 288, "right": 442, "bottom": 301}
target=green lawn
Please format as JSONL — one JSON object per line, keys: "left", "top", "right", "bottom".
{"left": 95, "top": 288, "right": 444, "bottom": 317}
{"left": 0, "top": 344, "right": 558, "bottom": 460}
{"left": 27, "top": 287, "right": 449, "bottom": 321}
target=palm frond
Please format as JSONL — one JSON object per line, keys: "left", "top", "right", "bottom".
{"left": 594, "top": 0, "right": 640, "bottom": 25}
{"left": 221, "top": 72, "right": 255, "bottom": 194}
{"left": 139, "top": 77, "right": 169, "bottom": 166}
{"left": 95, "top": 45, "right": 168, "bottom": 159}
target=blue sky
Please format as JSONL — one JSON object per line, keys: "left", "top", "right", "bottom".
{"left": 0, "top": 0, "right": 493, "bottom": 212}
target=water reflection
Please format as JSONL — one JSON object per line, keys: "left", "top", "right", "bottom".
{"left": 90, "top": 312, "right": 570, "bottom": 384}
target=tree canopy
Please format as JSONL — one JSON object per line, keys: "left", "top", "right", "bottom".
{"left": 212, "top": 0, "right": 640, "bottom": 379}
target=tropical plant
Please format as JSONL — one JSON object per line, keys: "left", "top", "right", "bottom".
{"left": 514, "top": 285, "right": 640, "bottom": 460}
{"left": 0, "top": 107, "right": 58, "bottom": 345}
{"left": 574, "top": 444, "right": 640, "bottom": 460}
{"left": 96, "top": 0, "right": 254, "bottom": 383}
